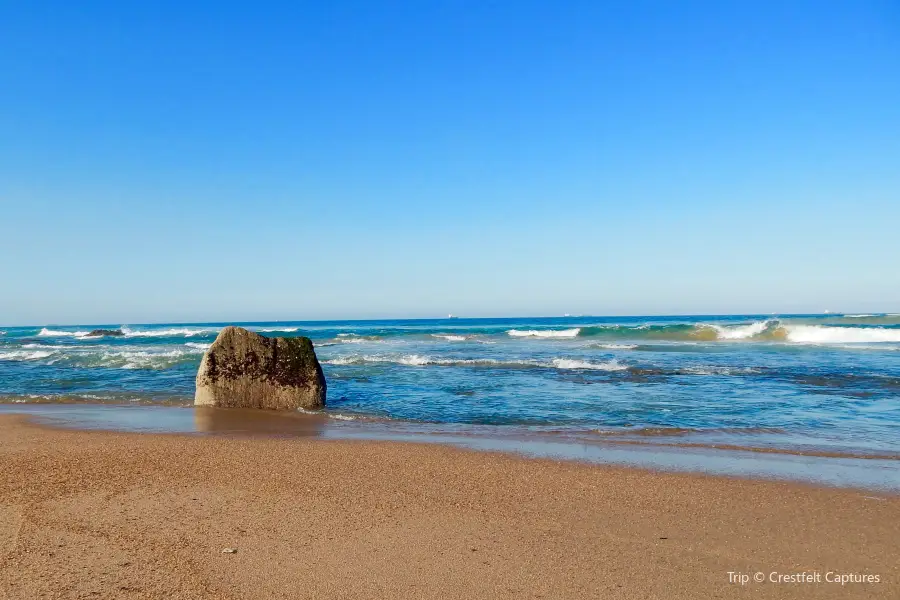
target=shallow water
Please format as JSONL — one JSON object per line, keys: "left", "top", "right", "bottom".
{"left": 2, "top": 404, "right": 898, "bottom": 491}
{"left": 1, "top": 315, "right": 898, "bottom": 461}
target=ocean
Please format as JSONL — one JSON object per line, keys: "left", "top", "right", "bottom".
{"left": 2, "top": 314, "right": 899, "bottom": 480}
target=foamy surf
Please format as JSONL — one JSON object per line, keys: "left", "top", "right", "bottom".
{"left": 431, "top": 334, "right": 469, "bottom": 341}
{"left": 38, "top": 328, "right": 91, "bottom": 338}
{"left": 781, "top": 325, "right": 900, "bottom": 344}
{"left": 551, "top": 358, "right": 628, "bottom": 371}
{"left": 322, "top": 353, "right": 628, "bottom": 371}
{"left": 591, "top": 343, "right": 639, "bottom": 350}
{"left": 0, "top": 350, "right": 56, "bottom": 361}
{"left": 705, "top": 320, "right": 771, "bottom": 340}
{"left": 507, "top": 328, "right": 581, "bottom": 338}
{"left": 120, "top": 326, "right": 218, "bottom": 338}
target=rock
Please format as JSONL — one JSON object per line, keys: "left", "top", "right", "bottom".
{"left": 221, "top": 548, "right": 238, "bottom": 554}
{"left": 86, "top": 329, "right": 124, "bottom": 337}
{"left": 194, "top": 326, "right": 326, "bottom": 410}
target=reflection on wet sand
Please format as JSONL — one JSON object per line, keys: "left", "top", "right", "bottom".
{"left": 2, "top": 404, "right": 899, "bottom": 490}
{"left": 193, "top": 407, "right": 327, "bottom": 437}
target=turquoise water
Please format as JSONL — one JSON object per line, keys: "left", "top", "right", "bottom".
{"left": 1, "top": 314, "right": 899, "bottom": 458}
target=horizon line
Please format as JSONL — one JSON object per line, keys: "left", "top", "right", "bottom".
{"left": 3, "top": 311, "right": 896, "bottom": 329}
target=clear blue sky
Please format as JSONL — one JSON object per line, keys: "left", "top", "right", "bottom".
{"left": 1, "top": 1, "right": 898, "bottom": 325}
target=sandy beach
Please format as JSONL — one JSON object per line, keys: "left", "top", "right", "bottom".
{"left": 0, "top": 415, "right": 896, "bottom": 599}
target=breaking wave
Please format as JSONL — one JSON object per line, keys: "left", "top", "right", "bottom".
{"left": 322, "top": 353, "right": 627, "bottom": 371}
{"left": 38, "top": 328, "right": 91, "bottom": 337}
{"left": 706, "top": 321, "right": 770, "bottom": 340}
{"left": 782, "top": 325, "right": 900, "bottom": 344}
{"left": 120, "top": 326, "right": 218, "bottom": 338}
{"left": 0, "top": 344, "right": 206, "bottom": 369}
{"left": 507, "top": 328, "right": 581, "bottom": 338}
{"left": 507, "top": 320, "right": 900, "bottom": 344}
{"left": 550, "top": 358, "right": 628, "bottom": 371}
{"left": 0, "top": 350, "right": 56, "bottom": 361}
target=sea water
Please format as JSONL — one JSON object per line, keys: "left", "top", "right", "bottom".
{"left": 1, "top": 315, "right": 898, "bottom": 462}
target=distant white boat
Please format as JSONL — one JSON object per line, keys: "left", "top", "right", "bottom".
{"left": 447, "top": 314, "right": 459, "bottom": 319}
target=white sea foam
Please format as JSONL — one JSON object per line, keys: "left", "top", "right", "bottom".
{"left": 322, "top": 353, "right": 629, "bottom": 371}
{"left": 431, "top": 334, "right": 468, "bottom": 341}
{"left": 100, "top": 349, "right": 192, "bottom": 369}
{"left": 551, "top": 358, "right": 628, "bottom": 371}
{"left": 783, "top": 325, "right": 900, "bottom": 344}
{"left": 324, "top": 354, "right": 512, "bottom": 367}
{"left": 254, "top": 327, "right": 299, "bottom": 332}
{"left": 844, "top": 314, "right": 876, "bottom": 318}
{"left": 327, "top": 413, "right": 358, "bottom": 421}
{"left": 0, "top": 350, "right": 55, "bottom": 361}
{"left": 592, "top": 343, "right": 638, "bottom": 350}
{"left": 707, "top": 321, "right": 770, "bottom": 340}
{"left": 121, "top": 326, "right": 217, "bottom": 338}
{"left": 38, "top": 328, "right": 91, "bottom": 338}
{"left": 681, "top": 366, "right": 759, "bottom": 376}
{"left": 185, "top": 342, "right": 212, "bottom": 350}
{"left": 507, "top": 328, "right": 581, "bottom": 338}
{"left": 397, "top": 354, "right": 431, "bottom": 366}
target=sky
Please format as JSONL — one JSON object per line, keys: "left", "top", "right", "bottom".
{"left": 1, "top": 1, "right": 899, "bottom": 325}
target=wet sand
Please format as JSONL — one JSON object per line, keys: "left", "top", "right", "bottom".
{"left": 0, "top": 415, "right": 897, "bottom": 599}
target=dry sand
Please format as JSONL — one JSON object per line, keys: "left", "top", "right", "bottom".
{"left": 0, "top": 414, "right": 897, "bottom": 599}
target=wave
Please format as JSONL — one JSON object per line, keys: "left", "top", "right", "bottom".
{"left": 781, "top": 325, "right": 900, "bottom": 344}
{"left": 120, "top": 326, "right": 218, "bottom": 338}
{"left": 253, "top": 327, "right": 299, "bottom": 333}
{"left": 0, "top": 350, "right": 56, "bottom": 361}
{"left": 576, "top": 322, "right": 777, "bottom": 341}
{"left": 591, "top": 343, "right": 638, "bottom": 350}
{"left": 320, "top": 354, "right": 757, "bottom": 377}
{"left": 706, "top": 321, "right": 771, "bottom": 340}
{"left": 38, "top": 328, "right": 91, "bottom": 337}
{"left": 22, "top": 343, "right": 67, "bottom": 349}
{"left": 185, "top": 342, "right": 212, "bottom": 350}
{"left": 0, "top": 344, "right": 205, "bottom": 369}
{"left": 431, "top": 334, "right": 469, "bottom": 341}
{"left": 551, "top": 358, "right": 628, "bottom": 371}
{"left": 322, "top": 353, "right": 627, "bottom": 371}
{"left": 37, "top": 326, "right": 218, "bottom": 339}
{"left": 95, "top": 349, "right": 201, "bottom": 369}
{"left": 502, "top": 320, "right": 900, "bottom": 345}
{"left": 336, "top": 335, "right": 384, "bottom": 344}
{"left": 507, "top": 328, "right": 581, "bottom": 338}
{"left": 678, "top": 366, "right": 761, "bottom": 376}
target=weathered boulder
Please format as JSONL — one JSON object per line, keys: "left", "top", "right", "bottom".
{"left": 194, "top": 326, "right": 326, "bottom": 410}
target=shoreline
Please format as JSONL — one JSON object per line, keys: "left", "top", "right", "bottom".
{"left": 4, "top": 397, "right": 900, "bottom": 460}
{"left": 1, "top": 414, "right": 897, "bottom": 598}
{"left": 2, "top": 402, "right": 900, "bottom": 493}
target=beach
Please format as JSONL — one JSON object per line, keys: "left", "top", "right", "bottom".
{"left": 1, "top": 415, "right": 896, "bottom": 599}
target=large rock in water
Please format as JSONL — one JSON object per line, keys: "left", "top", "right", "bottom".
{"left": 87, "top": 329, "right": 124, "bottom": 337}
{"left": 195, "top": 326, "right": 326, "bottom": 410}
